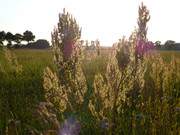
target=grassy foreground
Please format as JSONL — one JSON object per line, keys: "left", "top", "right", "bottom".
{"left": 0, "top": 49, "right": 180, "bottom": 134}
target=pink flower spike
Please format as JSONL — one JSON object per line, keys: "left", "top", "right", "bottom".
{"left": 63, "top": 41, "right": 74, "bottom": 58}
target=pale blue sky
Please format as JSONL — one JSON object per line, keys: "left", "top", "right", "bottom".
{"left": 0, "top": 0, "right": 180, "bottom": 46}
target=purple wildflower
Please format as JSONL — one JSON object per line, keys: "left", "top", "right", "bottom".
{"left": 58, "top": 117, "right": 81, "bottom": 135}
{"left": 63, "top": 41, "right": 74, "bottom": 58}
{"left": 136, "top": 39, "right": 145, "bottom": 57}
{"left": 145, "top": 41, "right": 154, "bottom": 52}
{"left": 135, "top": 38, "right": 154, "bottom": 58}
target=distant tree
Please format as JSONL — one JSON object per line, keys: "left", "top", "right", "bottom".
{"left": 155, "top": 41, "right": 161, "bottom": 49}
{"left": 164, "top": 40, "right": 175, "bottom": 50}
{"left": 5, "top": 32, "right": 14, "bottom": 48}
{"left": 14, "top": 33, "right": 23, "bottom": 44}
{"left": 0, "top": 31, "right": 6, "bottom": 46}
{"left": 155, "top": 41, "right": 161, "bottom": 46}
{"left": 164, "top": 40, "right": 175, "bottom": 46}
{"left": 23, "top": 30, "right": 35, "bottom": 43}
{"left": 26, "top": 39, "right": 50, "bottom": 49}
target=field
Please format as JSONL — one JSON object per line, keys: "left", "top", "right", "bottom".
{"left": 0, "top": 48, "right": 180, "bottom": 135}
{"left": 1, "top": 1, "right": 180, "bottom": 134}
{"left": 10, "top": 49, "right": 180, "bottom": 85}
{"left": 13, "top": 49, "right": 180, "bottom": 84}
{"left": 0, "top": 48, "right": 109, "bottom": 134}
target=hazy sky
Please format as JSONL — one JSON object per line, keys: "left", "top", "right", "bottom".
{"left": 0, "top": 0, "right": 180, "bottom": 46}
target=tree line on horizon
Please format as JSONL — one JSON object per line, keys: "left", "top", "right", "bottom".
{"left": 0, "top": 30, "right": 35, "bottom": 48}
{"left": 1, "top": 30, "right": 180, "bottom": 50}
{"left": 0, "top": 30, "right": 51, "bottom": 49}
{"left": 155, "top": 40, "right": 180, "bottom": 50}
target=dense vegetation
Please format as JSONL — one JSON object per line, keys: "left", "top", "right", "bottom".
{"left": 0, "top": 3, "right": 180, "bottom": 135}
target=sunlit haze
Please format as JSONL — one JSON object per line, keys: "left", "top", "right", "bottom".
{"left": 1, "top": 0, "right": 180, "bottom": 46}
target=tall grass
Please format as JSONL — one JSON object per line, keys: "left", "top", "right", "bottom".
{"left": 0, "top": 3, "right": 180, "bottom": 135}
{"left": 0, "top": 48, "right": 179, "bottom": 134}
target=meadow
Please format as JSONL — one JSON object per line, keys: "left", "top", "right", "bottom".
{"left": 0, "top": 3, "right": 180, "bottom": 135}
{"left": 0, "top": 48, "right": 179, "bottom": 134}
{"left": 11, "top": 49, "right": 180, "bottom": 85}
{"left": 0, "top": 48, "right": 109, "bottom": 134}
